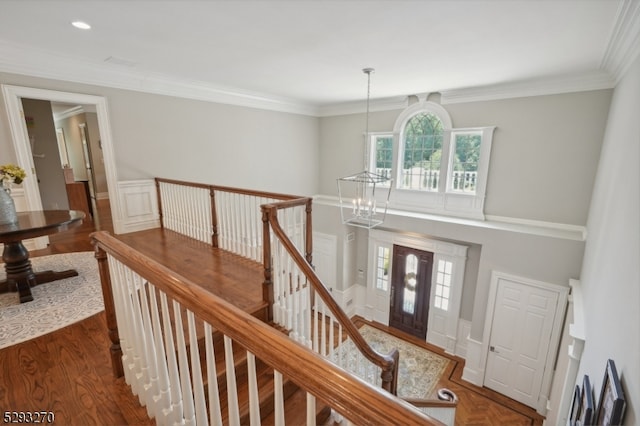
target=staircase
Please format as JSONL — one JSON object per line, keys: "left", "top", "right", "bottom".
{"left": 205, "top": 325, "right": 332, "bottom": 425}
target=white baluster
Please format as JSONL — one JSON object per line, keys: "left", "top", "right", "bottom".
{"left": 273, "top": 371, "right": 285, "bottom": 426}
{"left": 147, "top": 284, "right": 172, "bottom": 421}
{"left": 306, "top": 393, "right": 316, "bottom": 426}
{"left": 187, "top": 311, "right": 208, "bottom": 426}
{"left": 204, "top": 323, "right": 223, "bottom": 425}
{"left": 172, "top": 300, "right": 196, "bottom": 425}
{"left": 135, "top": 275, "right": 160, "bottom": 413}
{"left": 246, "top": 352, "right": 261, "bottom": 425}
{"left": 224, "top": 336, "right": 241, "bottom": 426}
{"left": 160, "top": 292, "right": 184, "bottom": 425}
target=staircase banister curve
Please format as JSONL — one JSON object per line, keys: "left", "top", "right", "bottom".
{"left": 90, "top": 230, "right": 436, "bottom": 425}
{"left": 262, "top": 203, "right": 400, "bottom": 394}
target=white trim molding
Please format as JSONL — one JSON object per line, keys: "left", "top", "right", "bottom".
{"left": 313, "top": 196, "right": 587, "bottom": 242}
{"left": 1, "top": 84, "right": 124, "bottom": 235}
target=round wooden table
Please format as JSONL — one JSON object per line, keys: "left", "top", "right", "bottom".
{"left": 0, "top": 210, "right": 85, "bottom": 303}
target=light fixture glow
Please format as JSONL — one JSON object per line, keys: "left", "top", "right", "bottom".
{"left": 71, "top": 21, "right": 91, "bottom": 30}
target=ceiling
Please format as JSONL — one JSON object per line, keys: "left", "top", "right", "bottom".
{"left": 0, "top": 1, "right": 638, "bottom": 115}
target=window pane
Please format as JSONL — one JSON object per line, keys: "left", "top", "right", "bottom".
{"left": 375, "top": 246, "right": 390, "bottom": 291}
{"left": 451, "top": 133, "right": 481, "bottom": 193}
{"left": 374, "top": 136, "right": 393, "bottom": 184}
{"left": 402, "top": 254, "right": 418, "bottom": 314}
{"left": 434, "top": 259, "right": 453, "bottom": 312}
{"left": 401, "top": 113, "right": 443, "bottom": 191}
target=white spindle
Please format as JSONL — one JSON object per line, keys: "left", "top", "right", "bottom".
{"left": 135, "top": 275, "right": 160, "bottom": 412}
{"left": 273, "top": 371, "right": 285, "bottom": 426}
{"left": 204, "top": 323, "right": 223, "bottom": 425}
{"left": 126, "top": 268, "right": 149, "bottom": 403}
{"left": 187, "top": 311, "right": 208, "bottom": 426}
{"left": 147, "top": 284, "right": 172, "bottom": 421}
{"left": 160, "top": 292, "right": 184, "bottom": 425}
{"left": 109, "top": 257, "right": 135, "bottom": 388}
{"left": 306, "top": 393, "right": 316, "bottom": 426}
{"left": 246, "top": 352, "right": 261, "bottom": 425}
{"left": 173, "top": 300, "right": 196, "bottom": 425}
{"left": 224, "top": 336, "right": 241, "bottom": 426}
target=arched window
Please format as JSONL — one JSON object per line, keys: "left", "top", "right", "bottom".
{"left": 369, "top": 100, "right": 495, "bottom": 219}
{"left": 400, "top": 112, "right": 444, "bottom": 191}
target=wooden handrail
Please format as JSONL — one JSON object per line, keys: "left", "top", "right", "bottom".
{"left": 155, "top": 177, "right": 302, "bottom": 201}
{"left": 91, "top": 230, "right": 438, "bottom": 425}
{"left": 262, "top": 203, "right": 400, "bottom": 394}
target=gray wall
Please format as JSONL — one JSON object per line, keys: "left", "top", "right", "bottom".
{"left": 576, "top": 55, "right": 639, "bottom": 426}
{"left": 320, "top": 90, "right": 612, "bottom": 225}
{"left": 0, "top": 72, "right": 320, "bottom": 197}
{"left": 316, "top": 90, "right": 610, "bottom": 337}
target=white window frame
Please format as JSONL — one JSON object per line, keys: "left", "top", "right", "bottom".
{"left": 369, "top": 101, "right": 495, "bottom": 219}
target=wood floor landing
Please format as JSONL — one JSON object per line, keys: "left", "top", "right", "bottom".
{"left": 113, "top": 228, "right": 267, "bottom": 317}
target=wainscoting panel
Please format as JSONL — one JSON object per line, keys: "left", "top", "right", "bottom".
{"left": 455, "top": 319, "right": 472, "bottom": 358}
{"left": 116, "top": 179, "right": 160, "bottom": 234}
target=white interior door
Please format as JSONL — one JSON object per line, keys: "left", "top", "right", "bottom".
{"left": 484, "top": 274, "right": 562, "bottom": 410}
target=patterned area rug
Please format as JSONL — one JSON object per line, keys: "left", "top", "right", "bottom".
{"left": 0, "top": 252, "right": 103, "bottom": 349}
{"left": 336, "top": 324, "right": 450, "bottom": 398}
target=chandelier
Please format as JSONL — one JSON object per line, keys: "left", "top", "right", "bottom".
{"left": 337, "top": 68, "right": 393, "bottom": 229}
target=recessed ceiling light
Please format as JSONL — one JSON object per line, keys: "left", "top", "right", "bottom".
{"left": 71, "top": 21, "right": 91, "bottom": 30}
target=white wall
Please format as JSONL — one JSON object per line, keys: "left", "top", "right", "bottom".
{"left": 575, "top": 55, "right": 640, "bottom": 425}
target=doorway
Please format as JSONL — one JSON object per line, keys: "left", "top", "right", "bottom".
{"left": 389, "top": 245, "right": 433, "bottom": 339}
{"left": 482, "top": 271, "right": 568, "bottom": 412}
{"left": 2, "top": 84, "right": 120, "bottom": 246}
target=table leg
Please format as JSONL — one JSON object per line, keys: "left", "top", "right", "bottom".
{"left": 0, "top": 241, "right": 78, "bottom": 303}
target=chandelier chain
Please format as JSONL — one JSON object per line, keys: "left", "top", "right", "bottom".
{"left": 363, "top": 68, "right": 374, "bottom": 171}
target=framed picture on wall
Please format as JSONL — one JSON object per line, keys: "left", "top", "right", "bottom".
{"left": 579, "top": 375, "right": 594, "bottom": 425}
{"left": 569, "top": 384, "right": 582, "bottom": 426}
{"left": 596, "top": 359, "right": 626, "bottom": 425}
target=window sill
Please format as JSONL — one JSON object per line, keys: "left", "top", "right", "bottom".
{"left": 314, "top": 194, "right": 586, "bottom": 242}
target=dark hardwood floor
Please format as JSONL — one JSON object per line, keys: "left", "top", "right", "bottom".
{"left": 1, "top": 199, "right": 545, "bottom": 425}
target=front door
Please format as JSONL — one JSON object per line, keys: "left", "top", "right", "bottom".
{"left": 389, "top": 245, "right": 433, "bottom": 339}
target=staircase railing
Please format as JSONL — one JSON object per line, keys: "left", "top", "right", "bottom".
{"left": 91, "top": 231, "right": 438, "bottom": 425}
{"left": 156, "top": 179, "right": 400, "bottom": 393}
{"left": 153, "top": 178, "right": 455, "bottom": 422}
{"left": 155, "top": 178, "right": 304, "bottom": 263}
{"left": 262, "top": 201, "right": 400, "bottom": 394}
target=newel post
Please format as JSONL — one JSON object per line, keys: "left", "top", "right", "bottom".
{"left": 380, "top": 348, "right": 400, "bottom": 395}
{"left": 155, "top": 178, "right": 164, "bottom": 229}
{"left": 92, "top": 239, "right": 124, "bottom": 378}
{"left": 261, "top": 205, "right": 274, "bottom": 322}
{"left": 305, "top": 198, "right": 313, "bottom": 266}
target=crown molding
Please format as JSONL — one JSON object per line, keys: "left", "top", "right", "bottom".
{"left": 0, "top": 41, "right": 320, "bottom": 117}
{"left": 439, "top": 70, "right": 616, "bottom": 105}
{"left": 601, "top": 0, "right": 640, "bottom": 83}
{"left": 1, "top": 17, "right": 633, "bottom": 118}
{"left": 317, "top": 96, "right": 409, "bottom": 117}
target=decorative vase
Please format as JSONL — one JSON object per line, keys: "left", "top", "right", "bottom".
{"left": 0, "top": 188, "right": 18, "bottom": 225}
